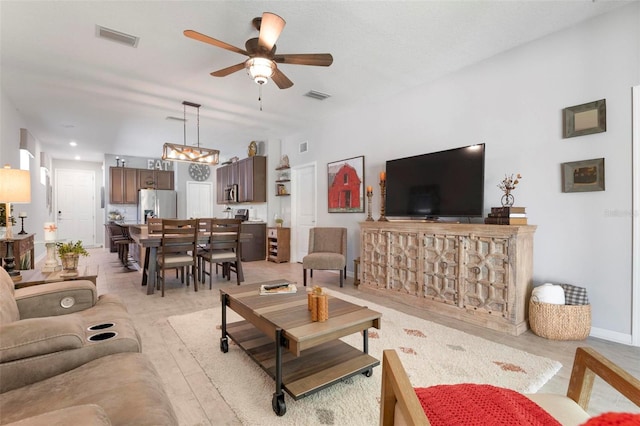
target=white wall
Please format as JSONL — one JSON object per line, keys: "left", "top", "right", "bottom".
{"left": 1, "top": 91, "right": 55, "bottom": 261}
{"left": 281, "top": 4, "right": 639, "bottom": 339}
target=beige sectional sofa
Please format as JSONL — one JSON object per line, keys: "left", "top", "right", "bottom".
{"left": 0, "top": 268, "right": 177, "bottom": 425}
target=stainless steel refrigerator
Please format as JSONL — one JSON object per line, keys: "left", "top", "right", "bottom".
{"left": 138, "top": 189, "right": 177, "bottom": 223}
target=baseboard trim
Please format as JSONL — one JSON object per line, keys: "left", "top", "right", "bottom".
{"left": 590, "top": 326, "right": 635, "bottom": 346}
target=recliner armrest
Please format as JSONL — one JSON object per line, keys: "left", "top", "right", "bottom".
{"left": 15, "top": 280, "right": 97, "bottom": 319}
{"left": 0, "top": 315, "right": 84, "bottom": 363}
{"left": 3, "top": 404, "right": 112, "bottom": 426}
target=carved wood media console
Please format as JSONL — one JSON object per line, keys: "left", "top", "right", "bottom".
{"left": 359, "top": 222, "right": 536, "bottom": 335}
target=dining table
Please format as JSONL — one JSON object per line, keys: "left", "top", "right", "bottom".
{"left": 129, "top": 224, "right": 252, "bottom": 295}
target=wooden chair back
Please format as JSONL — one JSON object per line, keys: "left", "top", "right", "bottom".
{"left": 210, "top": 218, "right": 242, "bottom": 252}
{"left": 147, "top": 218, "right": 163, "bottom": 234}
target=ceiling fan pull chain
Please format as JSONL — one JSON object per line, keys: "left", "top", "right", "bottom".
{"left": 258, "top": 84, "right": 263, "bottom": 111}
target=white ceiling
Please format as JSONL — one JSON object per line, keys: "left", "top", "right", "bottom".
{"left": 1, "top": 1, "right": 629, "bottom": 163}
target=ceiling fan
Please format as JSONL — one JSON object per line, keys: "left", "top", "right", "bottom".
{"left": 184, "top": 12, "right": 333, "bottom": 89}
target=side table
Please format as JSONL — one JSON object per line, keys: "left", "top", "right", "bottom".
{"left": 15, "top": 265, "right": 99, "bottom": 289}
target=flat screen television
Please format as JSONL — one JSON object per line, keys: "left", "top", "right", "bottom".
{"left": 385, "top": 144, "right": 485, "bottom": 219}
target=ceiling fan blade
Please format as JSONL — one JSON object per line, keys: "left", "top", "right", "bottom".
{"left": 274, "top": 53, "right": 333, "bottom": 67}
{"left": 184, "top": 29, "right": 249, "bottom": 56}
{"left": 271, "top": 68, "right": 293, "bottom": 89}
{"left": 258, "top": 12, "right": 285, "bottom": 51}
{"left": 211, "top": 62, "right": 246, "bottom": 77}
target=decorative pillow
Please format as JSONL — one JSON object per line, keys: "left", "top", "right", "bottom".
{"left": 559, "top": 283, "right": 590, "bottom": 305}
{"left": 581, "top": 412, "right": 640, "bottom": 425}
{"left": 414, "top": 383, "right": 561, "bottom": 426}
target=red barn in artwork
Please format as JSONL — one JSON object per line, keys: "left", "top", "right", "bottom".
{"left": 328, "top": 163, "right": 361, "bottom": 210}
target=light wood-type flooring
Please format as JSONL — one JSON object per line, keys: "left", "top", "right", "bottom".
{"left": 53, "top": 249, "right": 640, "bottom": 425}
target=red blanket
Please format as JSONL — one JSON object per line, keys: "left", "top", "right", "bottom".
{"left": 414, "top": 384, "right": 561, "bottom": 426}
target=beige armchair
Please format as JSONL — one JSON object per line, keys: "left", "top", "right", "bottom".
{"left": 380, "top": 347, "right": 640, "bottom": 425}
{"left": 302, "top": 227, "right": 347, "bottom": 287}
{"left": 0, "top": 267, "right": 141, "bottom": 393}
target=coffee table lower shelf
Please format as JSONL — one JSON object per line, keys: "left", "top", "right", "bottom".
{"left": 226, "top": 320, "right": 379, "bottom": 400}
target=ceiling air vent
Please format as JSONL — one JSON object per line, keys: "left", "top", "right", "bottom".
{"left": 96, "top": 25, "right": 139, "bottom": 48}
{"left": 304, "top": 90, "right": 331, "bottom": 101}
{"left": 299, "top": 141, "right": 308, "bottom": 153}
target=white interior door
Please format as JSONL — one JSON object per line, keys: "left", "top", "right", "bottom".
{"left": 291, "top": 162, "right": 317, "bottom": 262}
{"left": 55, "top": 169, "right": 96, "bottom": 246}
{"left": 186, "top": 181, "right": 213, "bottom": 218}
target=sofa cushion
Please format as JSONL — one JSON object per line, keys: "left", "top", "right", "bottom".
{"left": 303, "top": 252, "right": 345, "bottom": 270}
{"left": 4, "top": 404, "right": 112, "bottom": 426}
{"left": 0, "top": 353, "right": 178, "bottom": 426}
{"left": 0, "top": 315, "right": 84, "bottom": 363}
{"left": 0, "top": 267, "right": 19, "bottom": 325}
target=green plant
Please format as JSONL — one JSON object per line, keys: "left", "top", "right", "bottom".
{"left": 57, "top": 240, "right": 89, "bottom": 257}
{"left": 275, "top": 218, "right": 284, "bottom": 224}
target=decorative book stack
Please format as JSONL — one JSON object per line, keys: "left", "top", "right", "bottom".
{"left": 485, "top": 207, "right": 528, "bottom": 225}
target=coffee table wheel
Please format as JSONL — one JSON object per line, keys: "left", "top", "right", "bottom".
{"left": 272, "top": 393, "right": 286, "bottom": 416}
{"left": 220, "top": 337, "right": 229, "bottom": 353}
{"left": 363, "top": 368, "right": 373, "bottom": 378}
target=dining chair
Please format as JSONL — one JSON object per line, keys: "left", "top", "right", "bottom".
{"left": 194, "top": 218, "right": 213, "bottom": 283}
{"left": 156, "top": 219, "right": 198, "bottom": 297}
{"left": 198, "top": 218, "right": 242, "bottom": 288}
{"left": 302, "top": 227, "right": 347, "bottom": 287}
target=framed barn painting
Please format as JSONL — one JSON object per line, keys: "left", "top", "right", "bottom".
{"left": 327, "top": 156, "right": 365, "bottom": 213}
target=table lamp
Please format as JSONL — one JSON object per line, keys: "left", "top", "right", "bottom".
{"left": 0, "top": 165, "right": 31, "bottom": 280}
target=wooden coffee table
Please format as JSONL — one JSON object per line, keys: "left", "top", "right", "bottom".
{"left": 15, "top": 265, "right": 99, "bottom": 289}
{"left": 220, "top": 281, "right": 381, "bottom": 416}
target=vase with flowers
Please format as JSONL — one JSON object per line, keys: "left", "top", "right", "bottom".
{"left": 498, "top": 173, "right": 522, "bottom": 207}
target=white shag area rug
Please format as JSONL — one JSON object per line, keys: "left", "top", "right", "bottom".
{"left": 168, "top": 290, "right": 561, "bottom": 426}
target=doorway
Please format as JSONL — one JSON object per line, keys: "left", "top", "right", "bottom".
{"left": 55, "top": 169, "right": 96, "bottom": 246}
{"left": 291, "top": 162, "right": 317, "bottom": 262}
{"left": 186, "top": 181, "right": 213, "bottom": 218}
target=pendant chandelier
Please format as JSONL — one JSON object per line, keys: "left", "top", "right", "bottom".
{"left": 162, "top": 101, "right": 220, "bottom": 165}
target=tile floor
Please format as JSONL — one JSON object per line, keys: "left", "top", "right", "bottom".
{"left": 70, "top": 248, "right": 639, "bottom": 424}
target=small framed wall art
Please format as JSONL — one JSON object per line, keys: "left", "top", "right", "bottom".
{"left": 327, "top": 156, "right": 365, "bottom": 213}
{"left": 561, "top": 158, "right": 605, "bottom": 193}
{"left": 562, "top": 99, "right": 606, "bottom": 138}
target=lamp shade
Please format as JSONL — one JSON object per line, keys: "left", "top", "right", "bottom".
{"left": 0, "top": 166, "right": 31, "bottom": 203}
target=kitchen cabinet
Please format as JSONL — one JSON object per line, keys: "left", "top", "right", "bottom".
{"left": 216, "top": 162, "right": 238, "bottom": 204}
{"left": 360, "top": 221, "right": 536, "bottom": 335}
{"left": 267, "top": 227, "right": 290, "bottom": 263}
{"left": 110, "top": 167, "right": 138, "bottom": 204}
{"left": 216, "top": 157, "right": 265, "bottom": 204}
{"left": 238, "top": 156, "right": 266, "bottom": 202}
{"left": 240, "top": 222, "right": 266, "bottom": 261}
{"left": 137, "top": 169, "right": 174, "bottom": 190}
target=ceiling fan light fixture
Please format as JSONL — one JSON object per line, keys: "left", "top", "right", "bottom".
{"left": 246, "top": 57, "right": 275, "bottom": 84}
